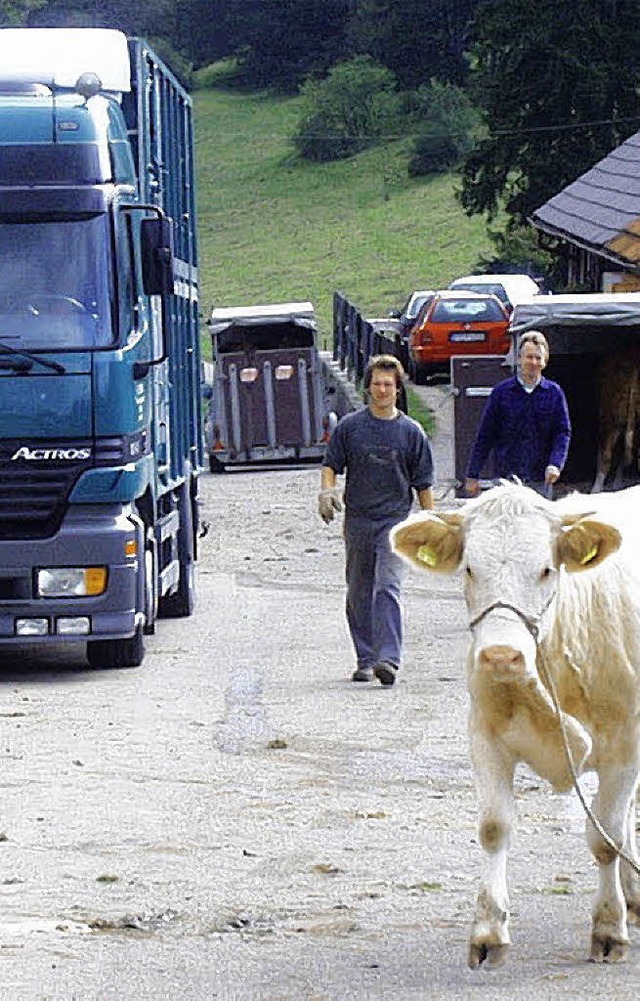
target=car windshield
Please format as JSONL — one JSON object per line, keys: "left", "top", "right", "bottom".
{"left": 0, "top": 216, "right": 114, "bottom": 349}
{"left": 453, "top": 282, "right": 508, "bottom": 304}
{"left": 432, "top": 298, "right": 505, "bottom": 323}
{"left": 407, "top": 293, "right": 434, "bottom": 319}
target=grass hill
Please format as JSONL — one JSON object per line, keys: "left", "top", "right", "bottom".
{"left": 194, "top": 84, "right": 494, "bottom": 350}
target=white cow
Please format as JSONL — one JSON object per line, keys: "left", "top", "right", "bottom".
{"left": 391, "top": 482, "right": 640, "bottom": 967}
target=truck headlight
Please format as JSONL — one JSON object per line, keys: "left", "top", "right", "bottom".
{"left": 37, "top": 567, "right": 107, "bottom": 597}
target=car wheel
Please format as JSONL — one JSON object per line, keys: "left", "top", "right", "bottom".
{"left": 411, "top": 360, "right": 428, "bottom": 385}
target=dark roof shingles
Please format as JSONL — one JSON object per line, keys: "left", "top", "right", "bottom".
{"left": 531, "top": 131, "right": 640, "bottom": 257}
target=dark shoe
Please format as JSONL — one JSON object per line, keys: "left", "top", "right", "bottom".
{"left": 374, "top": 662, "right": 397, "bottom": 687}
{"left": 352, "top": 666, "right": 373, "bottom": 682}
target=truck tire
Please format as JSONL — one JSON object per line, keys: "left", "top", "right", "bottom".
{"left": 158, "top": 476, "right": 196, "bottom": 619}
{"left": 87, "top": 626, "right": 144, "bottom": 669}
{"left": 209, "top": 454, "right": 225, "bottom": 473}
{"left": 160, "top": 559, "right": 195, "bottom": 618}
{"left": 143, "top": 527, "right": 158, "bottom": 636}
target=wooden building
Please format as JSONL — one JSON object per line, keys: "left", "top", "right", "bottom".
{"left": 530, "top": 131, "right": 640, "bottom": 293}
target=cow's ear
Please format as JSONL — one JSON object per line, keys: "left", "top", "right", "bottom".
{"left": 391, "top": 512, "right": 463, "bottom": 573}
{"left": 557, "top": 517, "right": 621, "bottom": 572}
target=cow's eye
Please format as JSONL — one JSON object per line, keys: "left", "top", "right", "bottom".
{"left": 465, "top": 565, "right": 473, "bottom": 580}
{"left": 540, "top": 566, "right": 554, "bottom": 580}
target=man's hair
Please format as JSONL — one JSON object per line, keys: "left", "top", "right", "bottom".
{"left": 518, "top": 330, "right": 549, "bottom": 363}
{"left": 364, "top": 354, "right": 405, "bottom": 389}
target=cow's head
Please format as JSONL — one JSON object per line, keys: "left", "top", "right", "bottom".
{"left": 391, "top": 484, "right": 621, "bottom": 682}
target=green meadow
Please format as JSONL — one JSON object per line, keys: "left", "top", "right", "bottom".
{"left": 194, "top": 85, "right": 493, "bottom": 349}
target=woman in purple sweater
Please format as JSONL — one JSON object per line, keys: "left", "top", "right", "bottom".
{"left": 465, "top": 331, "right": 571, "bottom": 498}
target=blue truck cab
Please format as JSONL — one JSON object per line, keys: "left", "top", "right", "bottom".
{"left": 0, "top": 27, "right": 202, "bottom": 667}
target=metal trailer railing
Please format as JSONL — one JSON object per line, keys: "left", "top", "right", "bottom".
{"left": 332, "top": 292, "right": 407, "bottom": 410}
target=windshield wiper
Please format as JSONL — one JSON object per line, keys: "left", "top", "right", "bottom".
{"left": 0, "top": 340, "right": 66, "bottom": 373}
{"left": 0, "top": 357, "right": 33, "bottom": 372}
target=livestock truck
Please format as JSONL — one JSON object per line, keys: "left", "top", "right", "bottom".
{"left": 0, "top": 28, "right": 202, "bottom": 667}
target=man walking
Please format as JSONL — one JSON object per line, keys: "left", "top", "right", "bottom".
{"left": 465, "top": 330, "right": 571, "bottom": 499}
{"left": 318, "top": 355, "right": 434, "bottom": 687}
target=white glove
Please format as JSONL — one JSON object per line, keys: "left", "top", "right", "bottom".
{"left": 545, "top": 464, "right": 560, "bottom": 484}
{"left": 318, "top": 488, "right": 342, "bottom": 524}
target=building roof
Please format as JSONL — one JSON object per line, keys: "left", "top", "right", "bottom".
{"left": 530, "top": 131, "right": 640, "bottom": 265}
{"left": 510, "top": 291, "right": 640, "bottom": 332}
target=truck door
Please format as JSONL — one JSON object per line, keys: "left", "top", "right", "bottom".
{"left": 216, "top": 350, "right": 262, "bottom": 457}
{"left": 451, "top": 354, "right": 512, "bottom": 497}
{"left": 219, "top": 347, "right": 320, "bottom": 456}
{"left": 255, "top": 347, "right": 319, "bottom": 448}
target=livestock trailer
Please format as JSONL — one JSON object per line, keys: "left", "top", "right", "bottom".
{"left": 207, "top": 302, "right": 335, "bottom": 470}
{"left": 452, "top": 292, "right": 640, "bottom": 496}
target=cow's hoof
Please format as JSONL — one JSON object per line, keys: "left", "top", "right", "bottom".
{"left": 590, "top": 933, "right": 629, "bottom": 963}
{"left": 468, "top": 942, "right": 510, "bottom": 969}
{"left": 624, "top": 897, "right": 640, "bottom": 925}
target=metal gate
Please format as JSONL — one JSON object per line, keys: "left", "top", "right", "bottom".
{"left": 451, "top": 354, "right": 512, "bottom": 496}
{"left": 217, "top": 347, "right": 325, "bottom": 463}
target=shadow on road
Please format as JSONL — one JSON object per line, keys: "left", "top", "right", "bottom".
{"left": 0, "top": 643, "right": 96, "bottom": 682}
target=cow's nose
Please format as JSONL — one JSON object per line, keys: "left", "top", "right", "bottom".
{"left": 478, "top": 645, "right": 525, "bottom": 672}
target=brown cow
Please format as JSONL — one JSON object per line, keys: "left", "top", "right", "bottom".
{"left": 592, "top": 347, "right": 640, "bottom": 491}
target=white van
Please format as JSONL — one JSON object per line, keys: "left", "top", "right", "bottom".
{"left": 448, "top": 273, "right": 541, "bottom": 313}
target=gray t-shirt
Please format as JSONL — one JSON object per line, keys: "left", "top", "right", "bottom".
{"left": 324, "top": 407, "right": 434, "bottom": 521}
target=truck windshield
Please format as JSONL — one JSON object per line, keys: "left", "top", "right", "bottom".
{"left": 0, "top": 216, "right": 113, "bottom": 349}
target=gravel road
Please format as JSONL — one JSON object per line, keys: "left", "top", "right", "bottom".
{"left": 1, "top": 443, "right": 640, "bottom": 998}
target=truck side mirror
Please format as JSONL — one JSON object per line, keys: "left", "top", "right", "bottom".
{"left": 141, "top": 216, "right": 175, "bottom": 296}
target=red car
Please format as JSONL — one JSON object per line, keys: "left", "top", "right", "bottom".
{"left": 408, "top": 290, "right": 510, "bottom": 383}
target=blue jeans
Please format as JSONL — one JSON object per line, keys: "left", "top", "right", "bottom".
{"left": 344, "top": 515, "right": 406, "bottom": 670}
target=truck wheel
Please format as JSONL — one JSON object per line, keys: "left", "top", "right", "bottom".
{"left": 158, "top": 476, "right": 196, "bottom": 618}
{"left": 209, "top": 454, "right": 225, "bottom": 473}
{"left": 159, "top": 559, "right": 195, "bottom": 618}
{"left": 87, "top": 626, "right": 144, "bottom": 669}
{"left": 143, "top": 528, "right": 158, "bottom": 636}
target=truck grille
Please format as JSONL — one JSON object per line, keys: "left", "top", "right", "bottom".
{"left": 0, "top": 440, "right": 93, "bottom": 539}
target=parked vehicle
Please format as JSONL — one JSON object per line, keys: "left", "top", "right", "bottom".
{"left": 388, "top": 289, "right": 436, "bottom": 368}
{"left": 451, "top": 291, "right": 640, "bottom": 496}
{"left": 0, "top": 28, "right": 202, "bottom": 667}
{"left": 207, "top": 302, "right": 335, "bottom": 470}
{"left": 408, "top": 290, "right": 510, "bottom": 383}
{"left": 448, "top": 273, "right": 541, "bottom": 314}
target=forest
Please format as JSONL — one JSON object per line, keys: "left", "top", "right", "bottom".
{"left": 3, "top": 0, "right": 640, "bottom": 261}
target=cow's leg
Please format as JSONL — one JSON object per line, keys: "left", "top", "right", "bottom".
{"left": 592, "top": 427, "right": 617, "bottom": 493}
{"left": 620, "top": 783, "right": 640, "bottom": 924}
{"left": 468, "top": 718, "right": 515, "bottom": 969}
{"left": 587, "top": 762, "right": 638, "bottom": 962}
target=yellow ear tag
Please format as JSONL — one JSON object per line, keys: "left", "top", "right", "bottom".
{"left": 580, "top": 543, "right": 598, "bottom": 565}
{"left": 417, "top": 544, "right": 438, "bottom": 567}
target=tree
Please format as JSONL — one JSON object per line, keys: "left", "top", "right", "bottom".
{"left": 0, "top": 0, "right": 45, "bottom": 23}
{"left": 174, "top": 0, "right": 236, "bottom": 68}
{"left": 460, "top": 0, "right": 640, "bottom": 225}
{"left": 292, "top": 56, "right": 401, "bottom": 161}
{"left": 407, "top": 79, "right": 481, "bottom": 176}
{"left": 230, "top": 0, "right": 353, "bottom": 92}
{"left": 26, "top": 0, "right": 177, "bottom": 38}
{"left": 349, "top": 0, "right": 477, "bottom": 89}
